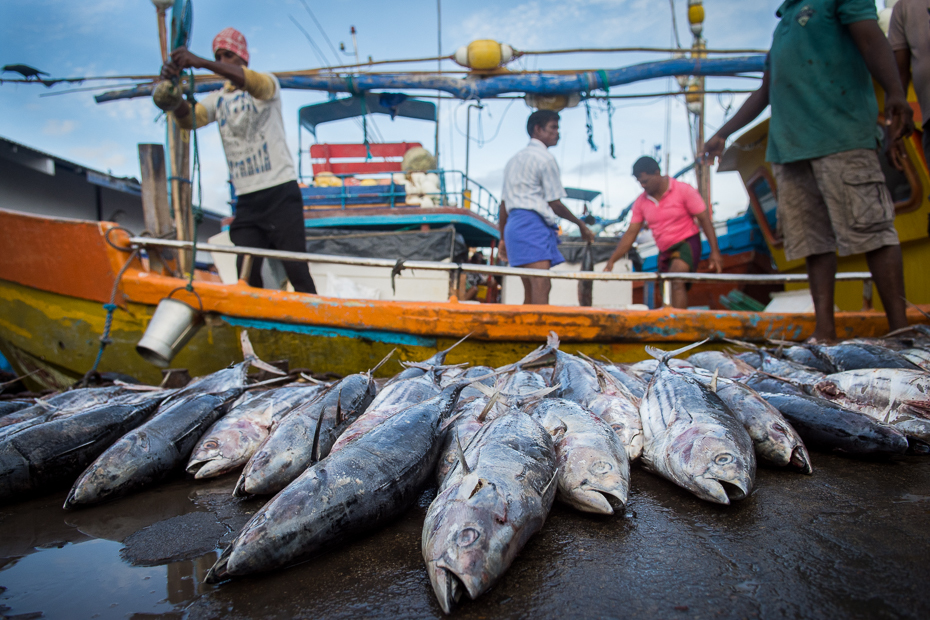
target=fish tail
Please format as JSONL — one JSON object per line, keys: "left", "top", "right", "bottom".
{"left": 722, "top": 337, "right": 761, "bottom": 351}
{"left": 240, "top": 330, "right": 287, "bottom": 376}
{"left": 547, "top": 331, "right": 561, "bottom": 350}
{"left": 645, "top": 339, "right": 709, "bottom": 363}
{"left": 440, "top": 332, "right": 472, "bottom": 356}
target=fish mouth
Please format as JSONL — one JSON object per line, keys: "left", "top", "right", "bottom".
{"left": 790, "top": 445, "right": 814, "bottom": 475}
{"left": 695, "top": 477, "right": 752, "bottom": 505}
{"left": 430, "top": 566, "right": 466, "bottom": 615}
{"left": 571, "top": 486, "right": 627, "bottom": 515}
{"left": 719, "top": 480, "right": 748, "bottom": 502}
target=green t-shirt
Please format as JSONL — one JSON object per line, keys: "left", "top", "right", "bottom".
{"left": 766, "top": 0, "right": 880, "bottom": 164}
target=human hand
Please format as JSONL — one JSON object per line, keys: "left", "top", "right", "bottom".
{"left": 885, "top": 95, "right": 915, "bottom": 141}
{"left": 603, "top": 259, "right": 615, "bottom": 272}
{"left": 708, "top": 250, "right": 724, "bottom": 274}
{"left": 703, "top": 133, "right": 727, "bottom": 165}
{"left": 579, "top": 224, "right": 595, "bottom": 243}
{"left": 497, "top": 240, "right": 507, "bottom": 263}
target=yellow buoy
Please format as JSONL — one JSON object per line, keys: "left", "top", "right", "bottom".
{"left": 688, "top": 0, "right": 704, "bottom": 37}
{"left": 453, "top": 40, "right": 516, "bottom": 71}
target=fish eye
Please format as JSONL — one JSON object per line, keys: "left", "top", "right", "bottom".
{"left": 590, "top": 461, "right": 612, "bottom": 475}
{"left": 204, "top": 440, "right": 218, "bottom": 449}
{"left": 457, "top": 527, "right": 480, "bottom": 547}
{"left": 714, "top": 453, "right": 734, "bottom": 466}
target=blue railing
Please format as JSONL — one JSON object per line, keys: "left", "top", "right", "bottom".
{"left": 299, "top": 169, "right": 499, "bottom": 223}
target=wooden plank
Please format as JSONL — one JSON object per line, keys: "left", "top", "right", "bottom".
{"left": 137, "top": 144, "right": 172, "bottom": 236}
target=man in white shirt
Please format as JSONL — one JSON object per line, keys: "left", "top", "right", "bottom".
{"left": 889, "top": 0, "right": 930, "bottom": 164}
{"left": 499, "top": 110, "right": 594, "bottom": 304}
{"left": 160, "top": 28, "right": 316, "bottom": 293}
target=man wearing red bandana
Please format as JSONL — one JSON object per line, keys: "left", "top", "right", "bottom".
{"left": 160, "top": 27, "right": 317, "bottom": 294}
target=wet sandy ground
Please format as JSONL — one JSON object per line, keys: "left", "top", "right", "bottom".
{"left": 1, "top": 452, "right": 929, "bottom": 620}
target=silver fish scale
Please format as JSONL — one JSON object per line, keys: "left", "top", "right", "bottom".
{"left": 498, "top": 370, "right": 548, "bottom": 397}
{"left": 640, "top": 362, "right": 755, "bottom": 505}
{"left": 424, "top": 412, "right": 556, "bottom": 613}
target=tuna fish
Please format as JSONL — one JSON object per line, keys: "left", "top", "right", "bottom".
{"left": 809, "top": 342, "right": 922, "bottom": 372}
{"left": 687, "top": 370, "right": 812, "bottom": 473}
{"left": 64, "top": 362, "right": 251, "bottom": 508}
{"left": 186, "top": 383, "right": 326, "bottom": 479}
{"left": 0, "top": 389, "right": 171, "bottom": 501}
{"left": 206, "top": 380, "right": 475, "bottom": 583}
{"left": 329, "top": 372, "right": 440, "bottom": 455}
{"left": 598, "top": 362, "right": 647, "bottom": 399}
{"left": 760, "top": 392, "right": 909, "bottom": 457}
{"left": 0, "top": 386, "right": 132, "bottom": 436}
{"left": 900, "top": 348, "right": 930, "bottom": 371}
{"left": 626, "top": 358, "right": 695, "bottom": 381}
{"left": 812, "top": 369, "right": 930, "bottom": 445}
{"left": 687, "top": 351, "right": 757, "bottom": 379}
{"left": 435, "top": 368, "right": 499, "bottom": 484}
{"left": 528, "top": 333, "right": 642, "bottom": 461}
{"left": 234, "top": 367, "right": 381, "bottom": 497}
{"left": 527, "top": 398, "right": 630, "bottom": 513}
{"left": 639, "top": 342, "right": 756, "bottom": 505}
{"left": 423, "top": 411, "right": 557, "bottom": 614}
{"left": 386, "top": 335, "right": 470, "bottom": 385}
{"left": 0, "top": 401, "right": 32, "bottom": 418}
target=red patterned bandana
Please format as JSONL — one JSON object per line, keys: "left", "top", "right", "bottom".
{"left": 212, "top": 28, "right": 249, "bottom": 63}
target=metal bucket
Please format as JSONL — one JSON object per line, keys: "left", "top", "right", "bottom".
{"left": 136, "top": 288, "right": 204, "bottom": 368}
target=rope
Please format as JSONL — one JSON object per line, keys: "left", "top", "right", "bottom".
{"left": 186, "top": 68, "right": 203, "bottom": 292}
{"left": 597, "top": 70, "right": 616, "bottom": 160}
{"left": 80, "top": 244, "right": 140, "bottom": 386}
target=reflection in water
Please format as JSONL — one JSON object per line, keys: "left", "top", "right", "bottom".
{"left": 0, "top": 538, "right": 215, "bottom": 619}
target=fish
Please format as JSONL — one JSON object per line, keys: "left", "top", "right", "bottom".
{"left": 725, "top": 339, "right": 827, "bottom": 387}
{"left": 186, "top": 383, "right": 326, "bottom": 479}
{"left": 527, "top": 398, "right": 630, "bottom": 513}
{"left": 639, "top": 342, "right": 756, "bottom": 505}
{"left": 687, "top": 370, "right": 812, "bottom": 473}
{"left": 329, "top": 372, "right": 440, "bottom": 455}
{"left": 530, "top": 333, "right": 643, "bottom": 461}
{"left": 423, "top": 411, "right": 557, "bottom": 614}
{"left": 497, "top": 368, "right": 549, "bottom": 397}
{"left": 435, "top": 395, "right": 498, "bottom": 486}
{"left": 900, "top": 348, "right": 930, "bottom": 371}
{"left": 812, "top": 369, "right": 930, "bottom": 445}
{"left": 626, "top": 357, "right": 695, "bottom": 381}
{"left": 206, "top": 380, "right": 475, "bottom": 583}
{"left": 0, "top": 386, "right": 141, "bottom": 441}
{"left": 687, "top": 351, "right": 756, "bottom": 379}
{"left": 234, "top": 371, "right": 380, "bottom": 497}
{"left": 64, "top": 362, "right": 251, "bottom": 508}
{"left": 809, "top": 342, "right": 922, "bottom": 372}
{"left": 0, "top": 390, "right": 170, "bottom": 501}
{"left": 386, "top": 334, "right": 469, "bottom": 385}
{"left": 0, "top": 400, "right": 33, "bottom": 418}
{"left": 598, "top": 362, "right": 647, "bottom": 400}
{"left": 760, "top": 392, "right": 909, "bottom": 457}
{"left": 777, "top": 345, "right": 836, "bottom": 374}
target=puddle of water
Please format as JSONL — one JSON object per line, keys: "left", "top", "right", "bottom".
{"left": 0, "top": 538, "right": 215, "bottom": 619}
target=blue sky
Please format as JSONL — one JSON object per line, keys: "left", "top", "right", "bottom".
{"left": 0, "top": 1, "right": 884, "bottom": 222}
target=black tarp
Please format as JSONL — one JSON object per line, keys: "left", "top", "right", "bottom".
{"left": 305, "top": 226, "right": 466, "bottom": 262}
{"left": 558, "top": 239, "right": 620, "bottom": 264}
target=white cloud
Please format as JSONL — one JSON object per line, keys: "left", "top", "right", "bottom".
{"left": 42, "top": 119, "right": 78, "bottom": 135}
{"left": 68, "top": 141, "right": 128, "bottom": 172}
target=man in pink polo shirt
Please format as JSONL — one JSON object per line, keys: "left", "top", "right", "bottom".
{"left": 604, "top": 156, "right": 723, "bottom": 308}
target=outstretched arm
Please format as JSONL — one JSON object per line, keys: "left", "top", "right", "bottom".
{"left": 704, "top": 63, "right": 771, "bottom": 163}
{"left": 694, "top": 209, "right": 723, "bottom": 273}
{"left": 549, "top": 200, "right": 595, "bottom": 242}
{"left": 161, "top": 46, "right": 246, "bottom": 121}
{"left": 603, "top": 220, "right": 644, "bottom": 272}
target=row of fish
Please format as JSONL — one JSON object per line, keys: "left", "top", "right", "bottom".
{"left": 1, "top": 325, "right": 928, "bottom": 614}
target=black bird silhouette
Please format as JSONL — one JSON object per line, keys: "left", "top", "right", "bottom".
{"left": 2, "top": 64, "right": 50, "bottom": 80}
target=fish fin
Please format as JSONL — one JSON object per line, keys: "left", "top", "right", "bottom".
{"left": 722, "top": 337, "right": 761, "bottom": 351}
{"left": 368, "top": 348, "right": 397, "bottom": 376}
{"left": 439, "top": 333, "right": 472, "bottom": 357}
{"left": 551, "top": 417, "right": 568, "bottom": 440}
{"left": 335, "top": 391, "right": 343, "bottom": 425}
{"left": 299, "top": 373, "right": 325, "bottom": 385}
{"left": 645, "top": 339, "right": 709, "bottom": 363}
{"left": 753, "top": 368, "right": 803, "bottom": 388}
{"left": 515, "top": 384, "right": 560, "bottom": 408}
{"left": 903, "top": 297, "right": 930, "bottom": 320}
{"left": 439, "top": 410, "right": 466, "bottom": 432}
{"left": 471, "top": 381, "right": 496, "bottom": 397}
{"left": 542, "top": 467, "right": 559, "bottom": 498}
{"left": 455, "top": 428, "right": 472, "bottom": 475}
{"left": 245, "top": 376, "right": 290, "bottom": 389}
{"left": 547, "top": 331, "right": 561, "bottom": 350}
{"left": 477, "top": 391, "right": 500, "bottom": 422}
{"left": 710, "top": 369, "right": 718, "bottom": 393}
{"left": 239, "top": 330, "right": 284, "bottom": 374}
{"left": 310, "top": 398, "right": 329, "bottom": 464}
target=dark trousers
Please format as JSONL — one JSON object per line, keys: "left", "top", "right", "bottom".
{"left": 228, "top": 180, "right": 317, "bottom": 294}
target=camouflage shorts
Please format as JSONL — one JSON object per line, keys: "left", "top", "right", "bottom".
{"left": 772, "top": 149, "right": 899, "bottom": 262}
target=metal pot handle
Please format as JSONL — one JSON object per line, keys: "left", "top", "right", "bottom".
{"left": 167, "top": 286, "right": 204, "bottom": 313}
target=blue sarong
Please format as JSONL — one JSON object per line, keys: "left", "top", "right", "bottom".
{"left": 504, "top": 208, "right": 564, "bottom": 268}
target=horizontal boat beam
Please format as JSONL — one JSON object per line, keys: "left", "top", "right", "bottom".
{"left": 128, "top": 236, "right": 872, "bottom": 291}
{"left": 95, "top": 56, "right": 766, "bottom": 103}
